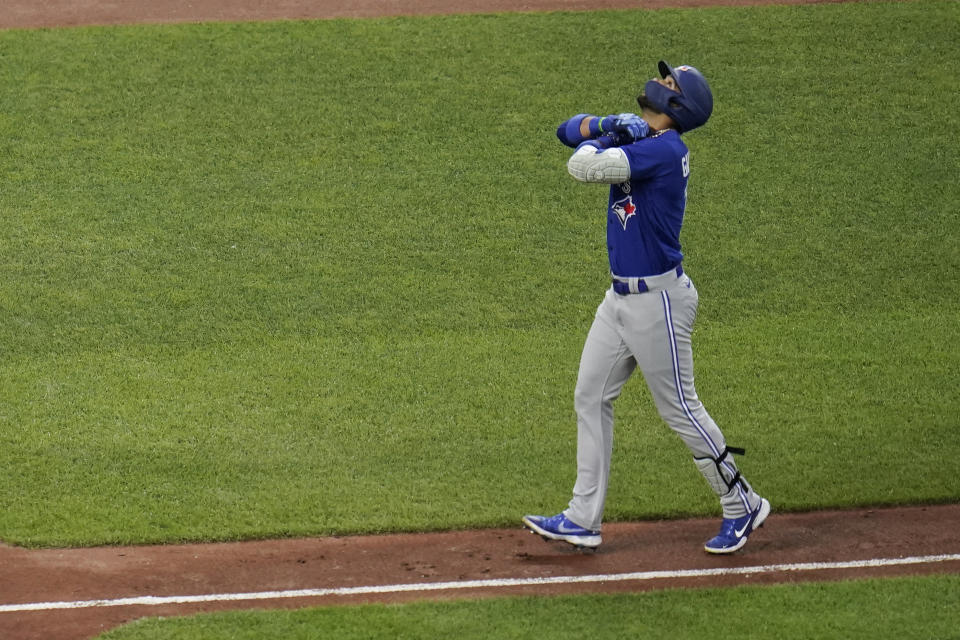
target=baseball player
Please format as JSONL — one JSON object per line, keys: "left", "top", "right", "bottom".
{"left": 523, "top": 61, "right": 769, "bottom": 554}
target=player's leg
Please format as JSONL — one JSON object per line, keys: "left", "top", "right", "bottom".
{"left": 566, "top": 292, "right": 636, "bottom": 531}
{"left": 523, "top": 290, "right": 635, "bottom": 547}
{"left": 620, "top": 277, "right": 768, "bottom": 551}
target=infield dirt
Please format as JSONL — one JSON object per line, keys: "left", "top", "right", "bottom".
{"left": 2, "top": 1, "right": 955, "bottom": 639}
{"left": 1, "top": 0, "right": 853, "bottom": 29}
{"left": 3, "top": 504, "right": 960, "bottom": 639}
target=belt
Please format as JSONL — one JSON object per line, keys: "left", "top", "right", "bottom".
{"left": 612, "top": 264, "right": 683, "bottom": 295}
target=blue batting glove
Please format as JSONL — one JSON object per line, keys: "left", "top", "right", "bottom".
{"left": 611, "top": 113, "right": 649, "bottom": 142}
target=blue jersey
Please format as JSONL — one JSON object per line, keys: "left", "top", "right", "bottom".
{"left": 606, "top": 129, "right": 690, "bottom": 277}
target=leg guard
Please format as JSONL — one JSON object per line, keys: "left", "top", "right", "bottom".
{"left": 694, "top": 447, "right": 756, "bottom": 517}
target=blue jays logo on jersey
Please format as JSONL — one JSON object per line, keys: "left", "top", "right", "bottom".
{"left": 611, "top": 196, "right": 636, "bottom": 230}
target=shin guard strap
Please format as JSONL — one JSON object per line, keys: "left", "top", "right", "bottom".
{"left": 696, "top": 446, "right": 746, "bottom": 494}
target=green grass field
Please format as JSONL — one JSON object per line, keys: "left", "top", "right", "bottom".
{"left": 2, "top": 0, "right": 957, "bottom": 549}
{"left": 0, "top": 0, "right": 958, "bottom": 636}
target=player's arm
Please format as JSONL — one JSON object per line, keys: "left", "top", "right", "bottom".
{"left": 567, "top": 139, "right": 631, "bottom": 184}
{"left": 557, "top": 113, "right": 648, "bottom": 148}
{"left": 556, "top": 114, "right": 597, "bottom": 147}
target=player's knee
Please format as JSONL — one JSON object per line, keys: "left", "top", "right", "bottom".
{"left": 574, "top": 386, "right": 597, "bottom": 413}
{"left": 574, "top": 383, "right": 610, "bottom": 414}
{"left": 577, "top": 377, "right": 625, "bottom": 404}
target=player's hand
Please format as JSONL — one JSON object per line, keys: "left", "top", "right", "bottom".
{"left": 611, "top": 113, "right": 649, "bottom": 144}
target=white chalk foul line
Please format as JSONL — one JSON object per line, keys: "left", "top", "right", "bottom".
{"left": 3, "top": 553, "right": 959, "bottom": 613}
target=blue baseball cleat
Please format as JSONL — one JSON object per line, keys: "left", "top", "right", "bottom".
{"left": 704, "top": 498, "right": 771, "bottom": 554}
{"left": 522, "top": 513, "right": 602, "bottom": 549}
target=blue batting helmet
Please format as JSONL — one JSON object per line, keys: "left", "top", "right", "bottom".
{"left": 642, "top": 60, "right": 713, "bottom": 133}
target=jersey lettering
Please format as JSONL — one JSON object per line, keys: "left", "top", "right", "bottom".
{"left": 681, "top": 152, "right": 690, "bottom": 177}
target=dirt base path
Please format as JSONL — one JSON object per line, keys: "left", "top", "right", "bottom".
{"left": 3, "top": 504, "right": 960, "bottom": 639}
{"left": 1, "top": 0, "right": 853, "bottom": 29}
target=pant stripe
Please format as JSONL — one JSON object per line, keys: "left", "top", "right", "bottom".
{"left": 660, "top": 291, "right": 719, "bottom": 457}
{"left": 660, "top": 291, "right": 752, "bottom": 513}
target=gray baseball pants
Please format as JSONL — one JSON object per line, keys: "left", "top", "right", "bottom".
{"left": 564, "top": 271, "right": 761, "bottom": 531}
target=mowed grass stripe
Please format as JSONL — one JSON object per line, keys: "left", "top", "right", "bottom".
{"left": 0, "top": 0, "right": 957, "bottom": 547}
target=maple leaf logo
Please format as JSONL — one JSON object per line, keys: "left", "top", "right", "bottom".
{"left": 611, "top": 196, "right": 636, "bottom": 230}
